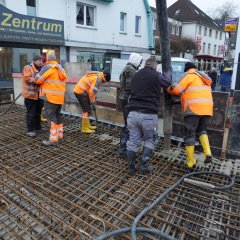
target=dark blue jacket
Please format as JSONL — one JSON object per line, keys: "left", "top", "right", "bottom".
{"left": 128, "top": 66, "right": 171, "bottom": 114}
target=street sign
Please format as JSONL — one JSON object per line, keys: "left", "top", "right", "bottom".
{"left": 224, "top": 18, "right": 239, "bottom": 32}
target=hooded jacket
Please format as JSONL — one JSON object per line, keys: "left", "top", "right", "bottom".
{"left": 119, "top": 53, "right": 143, "bottom": 101}
{"left": 167, "top": 69, "right": 213, "bottom": 116}
{"left": 34, "top": 60, "right": 67, "bottom": 105}
{"left": 73, "top": 71, "right": 106, "bottom": 103}
{"left": 21, "top": 62, "right": 40, "bottom": 100}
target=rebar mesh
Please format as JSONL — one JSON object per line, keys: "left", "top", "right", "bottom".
{"left": 0, "top": 104, "right": 239, "bottom": 240}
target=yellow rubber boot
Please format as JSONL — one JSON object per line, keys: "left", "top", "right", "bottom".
{"left": 185, "top": 145, "right": 196, "bottom": 168}
{"left": 89, "top": 122, "right": 97, "bottom": 130}
{"left": 199, "top": 134, "right": 212, "bottom": 163}
{"left": 41, "top": 113, "right": 47, "bottom": 123}
{"left": 81, "top": 118, "right": 95, "bottom": 133}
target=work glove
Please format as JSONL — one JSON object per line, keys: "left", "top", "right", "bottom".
{"left": 91, "top": 103, "right": 96, "bottom": 111}
{"left": 163, "top": 67, "right": 173, "bottom": 82}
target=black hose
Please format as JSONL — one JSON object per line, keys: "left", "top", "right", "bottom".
{"left": 0, "top": 93, "right": 21, "bottom": 117}
{"left": 95, "top": 227, "right": 176, "bottom": 240}
{"left": 94, "top": 171, "right": 235, "bottom": 240}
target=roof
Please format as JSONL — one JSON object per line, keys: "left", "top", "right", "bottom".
{"left": 167, "top": 0, "right": 222, "bottom": 29}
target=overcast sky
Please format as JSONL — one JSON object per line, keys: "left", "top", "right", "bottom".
{"left": 148, "top": 0, "right": 240, "bottom": 15}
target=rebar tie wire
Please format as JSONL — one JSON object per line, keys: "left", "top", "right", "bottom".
{"left": 95, "top": 171, "right": 235, "bottom": 240}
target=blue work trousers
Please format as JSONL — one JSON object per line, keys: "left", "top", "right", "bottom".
{"left": 127, "top": 111, "right": 158, "bottom": 152}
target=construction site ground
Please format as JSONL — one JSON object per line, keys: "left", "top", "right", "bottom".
{"left": 0, "top": 104, "right": 240, "bottom": 240}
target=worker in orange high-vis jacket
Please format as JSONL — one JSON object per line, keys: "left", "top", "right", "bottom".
{"left": 22, "top": 55, "right": 44, "bottom": 137}
{"left": 167, "top": 62, "right": 214, "bottom": 168}
{"left": 73, "top": 69, "right": 111, "bottom": 133}
{"left": 34, "top": 53, "right": 67, "bottom": 146}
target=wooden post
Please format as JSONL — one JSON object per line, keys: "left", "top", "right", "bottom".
{"left": 156, "top": 0, "right": 172, "bottom": 151}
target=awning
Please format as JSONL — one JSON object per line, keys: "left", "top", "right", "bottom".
{"left": 194, "top": 54, "right": 224, "bottom": 61}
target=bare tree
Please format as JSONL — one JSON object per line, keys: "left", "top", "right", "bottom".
{"left": 171, "top": 37, "right": 198, "bottom": 57}
{"left": 207, "top": 2, "right": 240, "bottom": 20}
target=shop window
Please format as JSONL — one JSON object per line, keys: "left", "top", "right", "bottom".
{"left": 26, "top": 0, "right": 36, "bottom": 16}
{"left": 76, "top": 3, "right": 95, "bottom": 27}
{"left": 120, "top": 12, "right": 127, "bottom": 33}
{"left": 135, "top": 16, "right": 141, "bottom": 35}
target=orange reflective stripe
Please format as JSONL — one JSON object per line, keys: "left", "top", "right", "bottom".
{"left": 45, "top": 80, "right": 66, "bottom": 85}
{"left": 183, "top": 86, "right": 210, "bottom": 94}
{"left": 184, "top": 98, "right": 213, "bottom": 107}
{"left": 82, "top": 112, "right": 89, "bottom": 119}
{"left": 42, "top": 89, "right": 65, "bottom": 94}
{"left": 50, "top": 122, "right": 58, "bottom": 142}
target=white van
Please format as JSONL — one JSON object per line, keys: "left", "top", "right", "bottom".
{"left": 157, "top": 57, "right": 191, "bottom": 83}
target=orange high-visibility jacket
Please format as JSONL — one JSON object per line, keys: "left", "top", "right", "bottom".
{"left": 167, "top": 69, "right": 213, "bottom": 116}
{"left": 21, "top": 62, "right": 39, "bottom": 100}
{"left": 73, "top": 71, "right": 106, "bottom": 103}
{"left": 34, "top": 60, "right": 67, "bottom": 105}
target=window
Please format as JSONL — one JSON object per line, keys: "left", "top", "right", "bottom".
{"left": 198, "top": 25, "right": 201, "bottom": 35}
{"left": 76, "top": 3, "right": 95, "bottom": 27}
{"left": 152, "top": 18, "right": 157, "bottom": 30}
{"left": 135, "top": 16, "right": 141, "bottom": 35}
{"left": 209, "top": 29, "right": 212, "bottom": 37}
{"left": 219, "top": 32, "right": 222, "bottom": 40}
{"left": 204, "top": 27, "right": 207, "bottom": 36}
{"left": 213, "top": 45, "right": 216, "bottom": 55}
{"left": 202, "top": 42, "right": 206, "bottom": 53}
{"left": 26, "top": 0, "right": 36, "bottom": 16}
{"left": 215, "top": 31, "right": 218, "bottom": 39}
{"left": 120, "top": 12, "right": 127, "bottom": 32}
{"left": 208, "top": 43, "right": 211, "bottom": 54}
{"left": 172, "top": 25, "right": 176, "bottom": 34}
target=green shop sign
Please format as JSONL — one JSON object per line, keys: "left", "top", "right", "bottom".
{"left": 0, "top": 4, "right": 64, "bottom": 45}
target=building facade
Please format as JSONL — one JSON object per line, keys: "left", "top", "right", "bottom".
{"left": 0, "top": 0, "right": 153, "bottom": 80}
{"left": 167, "top": 0, "right": 226, "bottom": 71}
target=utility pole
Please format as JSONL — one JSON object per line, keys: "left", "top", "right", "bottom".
{"left": 156, "top": 0, "right": 172, "bottom": 151}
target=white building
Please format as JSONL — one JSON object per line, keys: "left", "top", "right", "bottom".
{"left": 0, "top": 0, "right": 153, "bottom": 79}
{"left": 167, "top": 0, "right": 226, "bottom": 71}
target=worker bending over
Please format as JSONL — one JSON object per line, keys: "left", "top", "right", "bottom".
{"left": 73, "top": 69, "right": 111, "bottom": 133}
{"left": 34, "top": 53, "right": 67, "bottom": 146}
{"left": 167, "top": 62, "right": 213, "bottom": 168}
{"left": 127, "top": 58, "right": 171, "bottom": 175}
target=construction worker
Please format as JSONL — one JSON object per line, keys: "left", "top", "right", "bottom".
{"left": 127, "top": 58, "right": 171, "bottom": 175}
{"left": 167, "top": 62, "right": 213, "bottom": 168}
{"left": 21, "top": 55, "right": 44, "bottom": 137}
{"left": 73, "top": 69, "right": 111, "bottom": 133}
{"left": 118, "top": 53, "right": 143, "bottom": 158}
{"left": 34, "top": 53, "right": 67, "bottom": 146}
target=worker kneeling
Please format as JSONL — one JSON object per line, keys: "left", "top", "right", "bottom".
{"left": 73, "top": 69, "right": 111, "bottom": 133}
{"left": 167, "top": 62, "right": 213, "bottom": 167}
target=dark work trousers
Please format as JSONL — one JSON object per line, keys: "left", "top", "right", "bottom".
{"left": 184, "top": 115, "right": 211, "bottom": 146}
{"left": 119, "top": 99, "right": 129, "bottom": 154}
{"left": 24, "top": 98, "right": 42, "bottom": 132}
{"left": 44, "top": 101, "right": 63, "bottom": 124}
{"left": 74, "top": 92, "right": 91, "bottom": 114}
{"left": 127, "top": 111, "right": 158, "bottom": 152}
